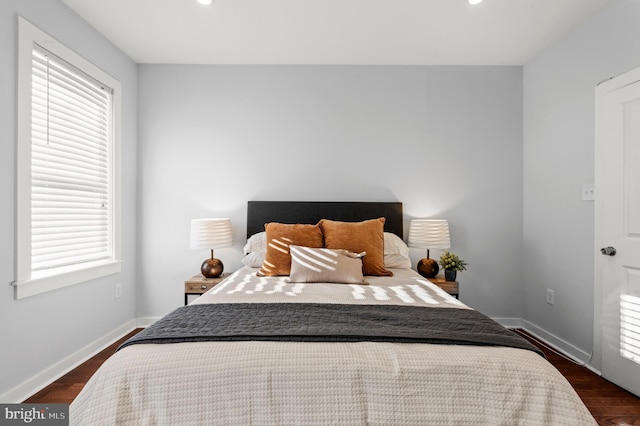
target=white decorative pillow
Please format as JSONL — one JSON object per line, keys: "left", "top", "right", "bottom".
{"left": 241, "top": 252, "right": 265, "bottom": 268}
{"left": 288, "top": 245, "right": 367, "bottom": 284}
{"left": 243, "top": 231, "right": 267, "bottom": 254}
{"left": 383, "top": 232, "right": 412, "bottom": 269}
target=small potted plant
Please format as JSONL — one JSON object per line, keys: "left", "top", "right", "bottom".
{"left": 439, "top": 251, "right": 468, "bottom": 282}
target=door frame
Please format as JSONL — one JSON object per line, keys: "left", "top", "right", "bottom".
{"left": 593, "top": 65, "right": 640, "bottom": 373}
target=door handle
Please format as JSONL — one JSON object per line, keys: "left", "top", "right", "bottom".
{"left": 600, "top": 246, "right": 616, "bottom": 256}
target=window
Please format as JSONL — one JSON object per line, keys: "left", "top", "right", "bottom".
{"left": 15, "top": 17, "right": 122, "bottom": 299}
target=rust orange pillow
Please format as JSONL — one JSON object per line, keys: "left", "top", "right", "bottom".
{"left": 319, "top": 218, "right": 393, "bottom": 276}
{"left": 257, "top": 222, "right": 324, "bottom": 276}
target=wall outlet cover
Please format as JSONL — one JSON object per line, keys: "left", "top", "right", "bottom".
{"left": 582, "top": 184, "right": 595, "bottom": 201}
{"left": 546, "top": 288, "right": 555, "bottom": 305}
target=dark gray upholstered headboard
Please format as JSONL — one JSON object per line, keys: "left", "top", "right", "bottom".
{"left": 247, "top": 201, "right": 403, "bottom": 238}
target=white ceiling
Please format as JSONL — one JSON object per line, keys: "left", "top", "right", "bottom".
{"left": 60, "top": 0, "right": 615, "bottom": 65}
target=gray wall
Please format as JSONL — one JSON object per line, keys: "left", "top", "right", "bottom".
{"left": 0, "top": 0, "right": 137, "bottom": 399}
{"left": 137, "top": 65, "right": 524, "bottom": 319}
{"left": 523, "top": 0, "right": 640, "bottom": 352}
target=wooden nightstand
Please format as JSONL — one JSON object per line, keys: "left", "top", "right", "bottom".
{"left": 184, "top": 273, "right": 230, "bottom": 305}
{"left": 426, "top": 275, "right": 459, "bottom": 299}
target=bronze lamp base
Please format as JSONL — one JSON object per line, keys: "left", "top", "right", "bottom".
{"left": 201, "top": 257, "right": 224, "bottom": 278}
{"left": 417, "top": 258, "right": 439, "bottom": 278}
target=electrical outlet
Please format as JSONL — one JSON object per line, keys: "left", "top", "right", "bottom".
{"left": 546, "top": 288, "right": 555, "bottom": 305}
{"left": 582, "top": 184, "right": 595, "bottom": 201}
{"left": 115, "top": 283, "right": 122, "bottom": 299}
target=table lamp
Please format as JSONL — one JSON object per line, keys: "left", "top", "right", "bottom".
{"left": 189, "top": 218, "right": 232, "bottom": 278}
{"left": 408, "top": 219, "right": 450, "bottom": 278}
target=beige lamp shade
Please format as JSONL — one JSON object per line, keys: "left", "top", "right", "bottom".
{"left": 189, "top": 218, "right": 233, "bottom": 250}
{"left": 408, "top": 219, "right": 450, "bottom": 278}
{"left": 190, "top": 218, "right": 232, "bottom": 278}
{"left": 408, "top": 219, "right": 451, "bottom": 250}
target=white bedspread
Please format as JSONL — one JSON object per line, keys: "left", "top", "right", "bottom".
{"left": 70, "top": 268, "right": 596, "bottom": 425}
{"left": 193, "top": 267, "right": 467, "bottom": 308}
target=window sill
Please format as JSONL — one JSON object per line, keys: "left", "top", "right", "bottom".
{"left": 13, "top": 260, "right": 123, "bottom": 300}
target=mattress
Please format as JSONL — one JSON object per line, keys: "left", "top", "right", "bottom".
{"left": 70, "top": 267, "right": 596, "bottom": 425}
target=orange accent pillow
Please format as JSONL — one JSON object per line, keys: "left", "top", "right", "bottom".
{"left": 319, "top": 218, "right": 393, "bottom": 276}
{"left": 257, "top": 222, "right": 324, "bottom": 276}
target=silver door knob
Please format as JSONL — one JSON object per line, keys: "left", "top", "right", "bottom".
{"left": 600, "top": 246, "right": 616, "bottom": 256}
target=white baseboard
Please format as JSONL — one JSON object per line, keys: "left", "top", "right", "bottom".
{"left": 492, "top": 317, "right": 523, "bottom": 329}
{"left": 520, "top": 319, "right": 598, "bottom": 373}
{"left": 492, "top": 317, "right": 598, "bottom": 374}
{"left": 1, "top": 317, "right": 161, "bottom": 403}
{"left": 0, "top": 319, "right": 137, "bottom": 404}
{"left": 136, "top": 317, "right": 161, "bottom": 327}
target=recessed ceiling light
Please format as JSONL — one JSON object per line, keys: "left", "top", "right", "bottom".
{"left": 197, "top": 0, "right": 213, "bottom": 5}
{"left": 469, "top": 0, "right": 483, "bottom": 5}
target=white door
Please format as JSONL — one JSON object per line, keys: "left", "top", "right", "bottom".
{"left": 595, "top": 68, "right": 640, "bottom": 396}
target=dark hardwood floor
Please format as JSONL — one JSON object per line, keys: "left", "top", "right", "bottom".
{"left": 514, "top": 330, "right": 640, "bottom": 425}
{"left": 23, "top": 328, "right": 141, "bottom": 405}
{"left": 24, "top": 328, "right": 640, "bottom": 425}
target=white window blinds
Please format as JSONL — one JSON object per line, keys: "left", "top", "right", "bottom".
{"left": 30, "top": 44, "right": 114, "bottom": 274}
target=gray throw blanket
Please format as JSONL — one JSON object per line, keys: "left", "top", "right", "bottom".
{"left": 119, "top": 303, "right": 543, "bottom": 357}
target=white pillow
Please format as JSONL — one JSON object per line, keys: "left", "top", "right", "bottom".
{"left": 383, "top": 232, "right": 412, "bottom": 269}
{"left": 243, "top": 231, "right": 267, "bottom": 254}
{"left": 288, "top": 245, "right": 367, "bottom": 284}
{"left": 241, "top": 252, "right": 265, "bottom": 268}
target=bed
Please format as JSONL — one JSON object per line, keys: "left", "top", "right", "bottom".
{"left": 70, "top": 201, "right": 596, "bottom": 425}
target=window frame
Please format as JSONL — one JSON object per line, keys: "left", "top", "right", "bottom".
{"left": 15, "top": 17, "right": 122, "bottom": 299}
